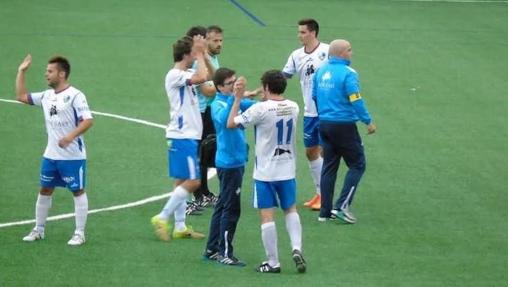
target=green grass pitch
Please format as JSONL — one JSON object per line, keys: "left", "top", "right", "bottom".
{"left": 0, "top": 0, "right": 507, "bottom": 286}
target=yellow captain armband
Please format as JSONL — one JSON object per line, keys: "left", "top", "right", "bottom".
{"left": 349, "top": 93, "right": 362, "bottom": 102}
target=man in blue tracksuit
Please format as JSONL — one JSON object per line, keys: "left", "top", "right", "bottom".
{"left": 203, "top": 67, "right": 255, "bottom": 266}
{"left": 312, "top": 39, "right": 377, "bottom": 224}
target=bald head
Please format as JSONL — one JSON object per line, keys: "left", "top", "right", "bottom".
{"left": 329, "top": 39, "right": 352, "bottom": 60}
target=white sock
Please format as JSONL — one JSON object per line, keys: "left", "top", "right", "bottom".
{"left": 159, "top": 186, "right": 189, "bottom": 220}
{"left": 174, "top": 201, "right": 187, "bottom": 232}
{"left": 285, "top": 212, "right": 302, "bottom": 251}
{"left": 73, "top": 193, "right": 88, "bottom": 234}
{"left": 261, "top": 222, "right": 279, "bottom": 267}
{"left": 35, "top": 194, "right": 52, "bottom": 232}
{"left": 309, "top": 157, "right": 323, "bottom": 194}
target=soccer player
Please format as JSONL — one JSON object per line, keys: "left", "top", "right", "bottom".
{"left": 150, "top": 35, "right": 211, "bottom": 241}
{"left": 313, "top": 39, "right": 376, "bottom": 224}
{"left": 282, "top": 19, "right": 329, "bottom": 210}
{"left": 227, "top": 70, "right": 306, "bottom": 274}
{"left": 15, "top": 54, "right": 93, "bottom": 246}
{"left": 185, "top": 25, "right": 223, "bottom": 215}
{"left": 203, "top": 68, "right": 255, "bottom": 266}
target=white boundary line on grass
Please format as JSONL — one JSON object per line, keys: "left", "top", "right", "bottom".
{"left": 0, "top": 98, "right": 167, "bottom": 129}
{"left": 0, "top": 98, "right": 216, "bottom": 229}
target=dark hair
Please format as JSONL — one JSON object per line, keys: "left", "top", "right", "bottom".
{"left": 48, "top": 56, "right": 71, "bottom": 79}
{"left": 172, "top": 37, "right": 193, "bottom": 62}
{"left": 207, "top": 25, "right": 223, "bottom": 34}
{"left": 186, "top": 26, "right": 207, "bottom": 37}
{"left": 261, "top": 70, "right": 287, "bottom": 94}
{"left": 298, "top": 18, "right": 319, "bottom": 37}
{"left": 213, "top": 67, "right": 236, "bottom": 91}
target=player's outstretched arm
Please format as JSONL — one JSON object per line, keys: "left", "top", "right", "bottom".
{"left": 15, "top": 54, "right": 32, "bottom": 104}
{"left": 58, "top": 119, "right": 94, "bottom": 148}
{"left": 244, "top": 87, "right": 261, "bottom": 98}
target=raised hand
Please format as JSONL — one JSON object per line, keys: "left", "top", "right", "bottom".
{"left": 18, "top": 54, "right": 32, "bottom": 72}
{"left": 233, "top": 76, "right": 246, "bottom": 99}
{"left": 191, "top": 35, "right": 207, "bottom": 55}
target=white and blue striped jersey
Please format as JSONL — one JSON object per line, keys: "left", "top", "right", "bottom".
{"left": 282, "top": 42, "right": 329, "bottom": 117}
{"left": 234, "top": 99, "right": 299, "bottom": 181}
{"left": 28, "top": 86, "right": 92, "bottom": 160}
{"left": 165, "top": 68, "right": 203, "bottom": 140}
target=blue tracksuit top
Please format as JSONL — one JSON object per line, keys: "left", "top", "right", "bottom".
{"left": 312, "top": 56, "right": 372, "bottom": 125}
{"left": 211, "top": 92, "right": 256, "bottom": 168}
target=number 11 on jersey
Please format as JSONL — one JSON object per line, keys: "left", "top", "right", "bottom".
{"left": 276, "top": 119, "right": 293, "bottom": 145}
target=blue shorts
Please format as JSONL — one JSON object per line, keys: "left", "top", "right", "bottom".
{"left": 303, "top": 116, "right": 321, "bottom": 148}
{"left": 253, "top": 179, "right": 296, "bottom": 210}
{"left": 40, "top": 158, "right": 86, "bottom": 192}
{"left": 167, "top": 138, "right": 200, "bottom": 180}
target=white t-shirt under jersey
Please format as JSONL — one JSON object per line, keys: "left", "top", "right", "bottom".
{"left": 28, "top": 86, "right": 93, "bottom": 160}
{"left": 234, "top": 99, "right": 299, "bottom": 181}
{"left": 282, "top": 42, "right": 329, "bottom": 117}
{"left": 164, "top": 68, "right": 203, "bottom": 140}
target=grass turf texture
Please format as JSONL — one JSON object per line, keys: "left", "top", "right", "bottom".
{"left": 0, "top": 0, "right": 507, "bottom": 286}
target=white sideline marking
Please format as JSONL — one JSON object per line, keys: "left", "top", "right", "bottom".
{"left": 0, "top": 98, "right": 166, "bottom": 129}
{"left": 92, "top": 111, "right": 166, "bottom": 129}
{"left": 0, "top": 99, "right": 23, "bottom": 104}
{"left": 0, "top": 169, "right": 216, "bottom": 229}
{"left": 0, "top": 98, "right": 216, "bottom": 229}
{"left": 0, "top": 193, "right": 171, "bottom": 228}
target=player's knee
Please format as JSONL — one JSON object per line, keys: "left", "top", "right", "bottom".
{"left": 187, "top": 179, "right": 201, "bottom": 191}
{"left": 305, "top": 146, "right": 320, "bottom": 160}
{"left": 354, "top": 160, "right": 366, "bottom": 174}
{"left": 259, "top": 209, "right": 275, "bottom": 224}
{"left": 284, "top": 205, "right": 297, "bottom": 215}
{"left": 39, "top": 187, "right": 54, "bottom": 196}
{"left": 73, "top": 189, "right": 85, "bottom": 196}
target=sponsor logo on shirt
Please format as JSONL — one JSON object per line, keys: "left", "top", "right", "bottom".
{"left": 322, "top": 71, "right": 331, "bottom": 81}
{"left": 318, "top": 72, "right": 335, "bottom": 89}
{"left": 273, "top": 148, "right": 291, "bottom": 156}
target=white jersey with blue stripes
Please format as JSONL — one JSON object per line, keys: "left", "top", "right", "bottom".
{"left": 283, "top": 42, "right": 329, "bottom": 117}
{"left": 28, "top": 86, "right": 92, "bottom": 160}
{"left": 165, "top": 68, "right": 203, "bottom": 140}
{"left": 234, "top": 99, "right": 299, "bottom": 181}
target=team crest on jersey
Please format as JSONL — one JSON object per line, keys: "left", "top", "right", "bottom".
{"left": 319, "top": 52, "right": 326, "bottom": 60}
{"left": 49, "top": 105, "right": 58, "bottom": 116}
{"left": 305, "top": 64, "right": 315, "bottom": 76}
{"left": 64, "top": 95, "right": 71, "bottom": 103}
